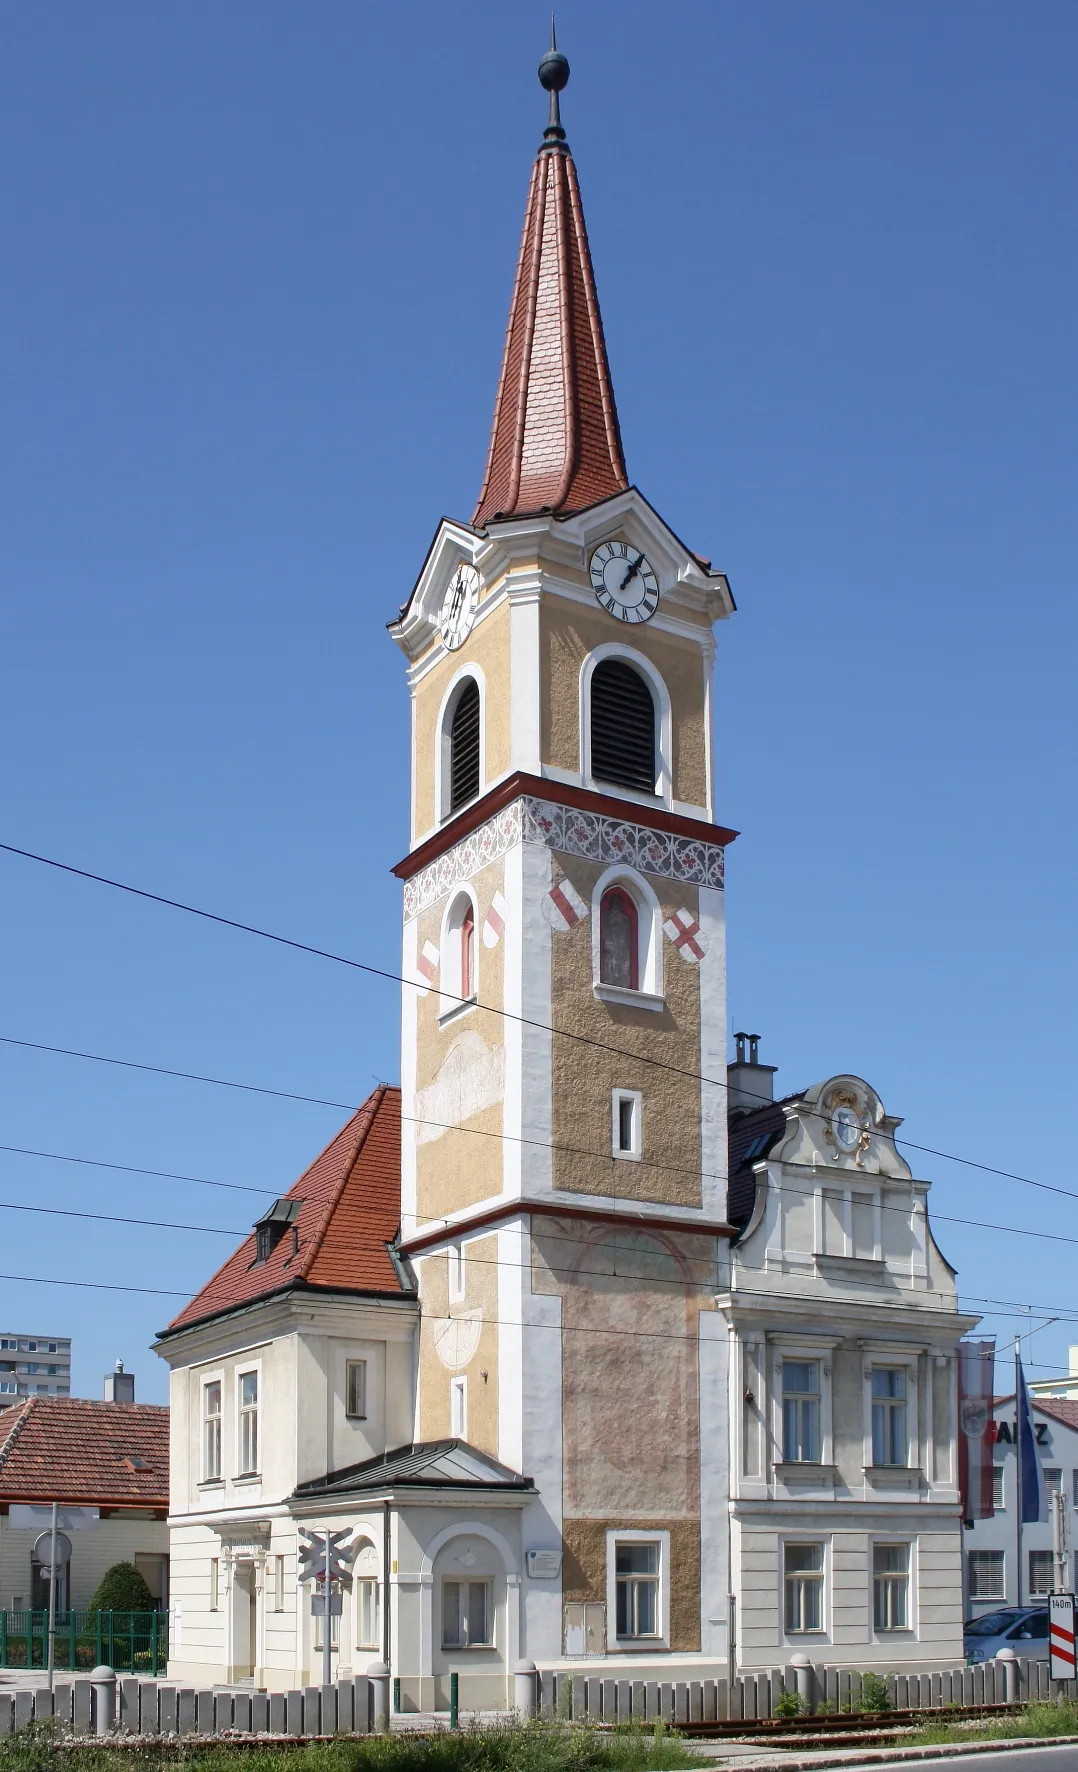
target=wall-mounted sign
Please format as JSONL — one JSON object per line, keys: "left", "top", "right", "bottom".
{"left": 526, "top": 1549, "right": 562, "bottom": 1579}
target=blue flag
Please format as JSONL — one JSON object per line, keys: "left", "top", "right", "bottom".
{"left": 1016, "top": 1352, "right": 1047, "bottom": 1524}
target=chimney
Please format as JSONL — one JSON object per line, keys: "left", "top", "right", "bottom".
{"left": 104, "top": 1359, "right": 135, "bottom": 1404}
{"left": 727, "top": 1032, "right": 777, "bottom": 1116}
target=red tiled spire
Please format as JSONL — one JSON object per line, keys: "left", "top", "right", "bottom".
{"left": 472, "top": 34, "right": 628, "bottom": 528}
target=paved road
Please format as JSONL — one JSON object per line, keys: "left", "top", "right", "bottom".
{"left": 843, "top": 1749, "right": 1078, "bottom": 1772}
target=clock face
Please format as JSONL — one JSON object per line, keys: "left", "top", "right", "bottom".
{"left": 832, "top": 1105, "right": 861, "bottom": 1150}
{"left": 440, "top": 564, "right": 480, "bottom": 651}
{"left": 590, "top": 541, "right": 659, "bottom": 623}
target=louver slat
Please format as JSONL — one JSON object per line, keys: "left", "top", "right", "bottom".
{"left": 590, "top": 661, "right": 656, "bottom": 794}
{"left": 450, "top": 681, "right": 481, "bottom": 812}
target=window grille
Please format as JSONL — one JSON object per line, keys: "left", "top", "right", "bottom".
{"left": 782, "top": 1361, "right": 821, "bottom": 1463}
{"left": 590, "top": 660, "right": 656, "bottom": 794}
{"left": 449, "top": 680, "right": 481, "bottom": 812}
{"left": 871, "top": 1368, "right": 908, "bottom": 1467}
{"left": 599, "top": 887, "right": 639, "bottom": 989}
{"left": 992, "top": 1465, "right": 1004, "bottom": 1510}
{"left": 873, "top": 1543, "right": 910, "bottom": 1630}
{"left": 1029, "top": 1550, "right": 1054, "bottom": 1596}
{"left": 615, "top": 1541, "right": 660, "bottom": 1638}
{"left": 784, "top": 1543, "right": 824, "bottom": 1632}
{"left": 967, "top": 1550, "right": 1005, "bottom": 1600}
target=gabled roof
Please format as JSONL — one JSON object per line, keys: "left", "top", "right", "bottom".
{"left": 163, "top": 1084, "right": 407, "bottom": 1336}
{"left": 0, "top": 1397, "right": 168, "bottom": 1507}
{"left": 472, "top": 83, "right": 627, "bottom": 526}
{"left": 995, "top": 1395, "right": 1078, "bottom": 1431}
{"left": 294, "top": 1438, "right": 534, "bottom": 1499}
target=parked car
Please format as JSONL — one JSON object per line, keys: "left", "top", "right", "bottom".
{"left": 964, "top": 1606, "right": 1050, "bottom": 1663}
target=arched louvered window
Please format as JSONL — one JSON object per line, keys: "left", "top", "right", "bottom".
{"left": 590, "top": 659, "right": 657, "bottom": 795}
{"left": 599, "top": 887, "right": 639, "bottom": 990}
{"left": 449, "top": 679, "right": 481, "bottom": 812}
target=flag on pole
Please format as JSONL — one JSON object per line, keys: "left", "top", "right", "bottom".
{"left": 1016, "top": 1350, "right": 1047, "bottom": 1524}
{"left": 958, "top": 1338, "right": 996, "bottom": 1522}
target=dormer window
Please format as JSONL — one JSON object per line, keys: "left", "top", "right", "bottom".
{"left": 252, "top": 1197, "right": 302, "bottom": 1265}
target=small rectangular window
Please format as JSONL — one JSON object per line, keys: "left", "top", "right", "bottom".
{"left": 611, "top": 1089, "right": 642, "bottom": 1160}
{"left": 451, "top": 1376, "right": 468, "bottom": 1440}
{"left": 442, "top": 1578, "right": 492, "bottom": 1647}
{"left": 1029, "top": 1550, "right": 1054, "bottom": 1596}
{"left": 614, "top": 1541, "right": 661, "bottom": 1639}
{"left": 448, "top": 1244, "right": 465, "bottom": 1303}
{"left": 968, "top": 1549, "right": 1005, "bottom": 1600}
{"left": 873, "top": 1542, "right": 910, "bottom": 1630}
{"left": 209, "top": 1558, "right": 219, "bottom": 1611}
{"left": 203, "top": 1380, "right": 222, "bottom": 1481}
{"left": 238, "top": 1370, "right": 259, "bottom": 1475}
{"left": 871, "top": 1368, "right": 908, "bottom": 1467}
{"left": 992, "top": 1465, "right": 1004, "bottom": 1510}
{"left": 782, "top": 1361, "right": 821, "bottom": 1463}
{"left": 346, "top": 1360, "right": 367, "bottom": 1420}
{"left": 1044, "top": 1467, "right": 1062, "bottom": 1494}
{"left": 275, "top": 1555, "right": 285, "bottom": 1612}
{"left": 356, "top": 1578, "right": 379, "bottom": 1649}
{"left": 784, "top": 1543, "right": 824, "bottom": 1633}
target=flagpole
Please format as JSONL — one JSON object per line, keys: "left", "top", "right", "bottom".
{"left": 1015, "top": 1336, "right": 1023, "bottom": 1609}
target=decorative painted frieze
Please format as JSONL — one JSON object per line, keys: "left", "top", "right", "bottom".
{"left": 403, "top": 795, "right": 725, "bottom": 921}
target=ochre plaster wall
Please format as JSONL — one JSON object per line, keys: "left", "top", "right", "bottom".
{"left": 548, "top": 859, "right": 702, "bottom": 1207}
{"left": 540, "top": 590, "right": 709, "bottom": 809}
{"left": 414, "top": 857, "right": 507, "bottom": 1225}
{"left": 412, "top": 594, "right": 512, "bottom": 839}
{"left": 562, "top": 1517, "right": 701, "bottom": 1654}
{"left": 417, "top": 1234, "right": 500, "bottom": 1458}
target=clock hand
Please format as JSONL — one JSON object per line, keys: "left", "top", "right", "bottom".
{"left": 619, "top": 552, "right": 645, "bottom": 592}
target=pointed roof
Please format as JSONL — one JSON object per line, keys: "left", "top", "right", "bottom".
{"left": 472, "top": 39, "right": 628, "bottom": 527}
{"left": 162, "top": 1084, "right": 408, "bottom": 1336}
{"left": 294, "top": 1438, "right": 535, "bottom": 1499}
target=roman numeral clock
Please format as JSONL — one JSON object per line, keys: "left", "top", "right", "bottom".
{"left": 590, "top": 540, "right": 660, "bottom": 623}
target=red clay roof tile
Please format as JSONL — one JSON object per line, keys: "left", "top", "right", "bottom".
{"left": 165, "top": 1084, "right": 405, "bottom": 1334}
{"left": 0, "top": 1397, "right": 168, "bottom": 1507}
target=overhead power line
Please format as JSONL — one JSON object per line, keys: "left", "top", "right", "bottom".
{"left": 0, "top": 840, "right": 1064, "bottom": 1201}
{"left": 0, "top": 1141, "right": 274, "bottom": 1198}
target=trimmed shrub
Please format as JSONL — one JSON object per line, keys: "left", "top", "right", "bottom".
{"left": 85, "top": 1562, "right": 154, "bottom": 1613}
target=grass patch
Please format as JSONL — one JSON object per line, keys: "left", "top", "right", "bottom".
{"left": 907, "top": 1697, "right": 1078, "bottom": 1747}
{"left": 0, "top": 1721, "right": 705, "bottom": 1772}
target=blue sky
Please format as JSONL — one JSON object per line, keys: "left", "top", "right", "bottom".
{"left": 1, "top": 2, "right": 1075, "bottom": 1404}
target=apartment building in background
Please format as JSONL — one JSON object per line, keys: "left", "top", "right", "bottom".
{"left": 0, "top": 1334, "right": 71, "bottom": 1406}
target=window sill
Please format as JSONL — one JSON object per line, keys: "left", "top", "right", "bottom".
{"left": 197, "top": 1479, "right": 225, "bottom": 1491}
{"left": 593, "top": 983, "right": 665, "bottom": 1014}
{"left": 611, "top": 1638, "right": 670, "bottom": 1653}
{"left": 438, "top": 996, "right": 477, "bottom": 1028}
{"left": 773, "top": 1463, "right": 838, "bottom": 1481}
{"left": 233, "top": 1473, "right": 262, "bottom": 1485}
{"left": 441, "top": 1644, "right": 495, "bottom": 1653}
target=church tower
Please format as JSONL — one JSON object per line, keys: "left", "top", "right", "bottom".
{"left": 390, "top": 37, "right": 737, "bottom": 1667}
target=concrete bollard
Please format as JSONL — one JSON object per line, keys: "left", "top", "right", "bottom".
{"left": 90, "top": 1667, "right": 117, "bottom": 1737}
{"left": 995, "top": 1647, "right": 1019, "bottom": 1705}
{"left": 514, "top": 1660, "right": 538, "bottom": 1720}
{"left": 790, "top": 1653, "right": 814, "bottom": 1714}
{"left": 366, "top": 1661, "right": 390, "bottom": 1734}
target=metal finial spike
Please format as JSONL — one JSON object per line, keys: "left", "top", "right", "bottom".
{"left": 538, "top": 21, "right": 570, "bottom": 143}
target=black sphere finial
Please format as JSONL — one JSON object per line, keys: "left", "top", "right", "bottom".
{"left": 538, "top": 17, "right": 569, "bottom": 142}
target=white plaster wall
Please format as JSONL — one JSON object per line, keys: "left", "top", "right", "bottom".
{"left": 697, "top": 882, "right": 727, "bottom": 1223}
{"left": 0, "top": 1515, "right": 169, "bottom": 1611}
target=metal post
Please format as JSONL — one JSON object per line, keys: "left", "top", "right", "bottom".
{"left": 47, "top": 1500, "right": 59, "bottom": 1688}
{"left": 323, "top": 1530, "right": 333, "bottom": 1690}
{"left": 450, "top": 1670, "right": 459, "bottom": 1729}
{"left": 1053, "top": 1486, "right": 1069, "bottom": 1594}
{"left": 151, "top": 1610, "right": 159, "bottom": 1677}
{"left": 1015, "top": 1339, "right": 1023, "bottom": 1608}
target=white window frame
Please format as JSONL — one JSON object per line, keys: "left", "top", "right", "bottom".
{"left": 611, "top": 1089, "right": 643, "bottom": 1161}
{"left": 438, "top": 887, "right": 480, "bottom": 1023}
{"left": 450, "top": 1376, "right": 468, "bottom": 1440}
{"left": 356, "top": 1576, "right": 380, "bottom": 1650}
{"left": 201, "top": 1371, "right": 224, "bottom": 1483}
{"left": 209, "top": 1558, "right": 219, "bottom": 1611}
{"left": 345, "top": 1359, "right": 368, "bottom": 1421}
{"left": 590, "top": 865, "right": 664, "bottom": 1008}
{"left": 579, "top": 643, "right": 672, "bottom": 807}
{"left": 448, "top": 1243, "right": 466, "bottom": 1304}
{"left": 860, "top": 1348, "right": 921, "bottom": 1475}
{"left": 441, "top": 1575, "right": 494, "bottom": 1649}
{"left": 780, "top": 1537, "right": 829, "bottom": 1640}
{"left": 770, "top": 1339, "right": 836, "bottom": 1471}
{"left": 436, "top": 665, "right": 486, "bottom": 826}
{"left": 274, "top": 1555, "right": 285, "bottom": 1612}
{"left": 871, "top": 1537, "right": 915, "bottom": 1635}
{"left": 236, "top": 1364, "right": 261, "bottom": 1478}
{"left": 605, "top": 1528, "right": 670, "bottom": 1651}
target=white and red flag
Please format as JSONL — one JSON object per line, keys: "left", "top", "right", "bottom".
{"left": 958, "top": 1338, "right": 996, "bottom": 1522}
{"left": 663, "top": 908, "right": 709, "bottom": 962}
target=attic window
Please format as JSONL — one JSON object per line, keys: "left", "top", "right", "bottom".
{"left": 590, "top": 660, "right": 657, "bottom": 795}
{"left": 252, "top": 1197, "right": 303, "bottom": 1266}
{"left": 741, "top": 1134, "right": 774, "bottom": 1164}
{"left": 121, "top": 1456, "right": 148, "bottom": 1472}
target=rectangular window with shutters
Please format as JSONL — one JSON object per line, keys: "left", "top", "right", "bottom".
{"left": 442, "top": 1579, "right": 492, "bottom": 1648}
{"left": 992, "top": 1465, "right": 1005, "bottom": 1510}
{"left": 968, "top": 1550, "right": 1005, "bottom": 1600}
{"left": 1029, "top": 1550, "right": 1054, "bottom": 1596}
